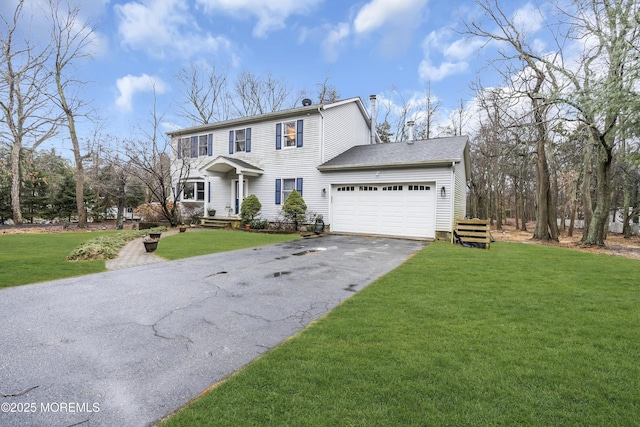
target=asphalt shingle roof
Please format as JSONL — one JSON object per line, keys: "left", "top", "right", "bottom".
{"left": 318, "top": 136, "right": 469, "bottom": 170}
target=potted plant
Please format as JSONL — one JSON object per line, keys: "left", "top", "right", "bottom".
{"left": 143, "top": 238, "right": 159, "bottom": 252}
{"left": 179, "top": 224, "right": 187, "bottom": 232}
{"left": 148, "top": 231, "right": 162, "bottom": 239}
{"left": 207, "top": 208, "right": 216, "bottom": 217}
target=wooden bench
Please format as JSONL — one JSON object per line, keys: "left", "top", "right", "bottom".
{"left": 454, "top": 219, "right": 491, "bottom": 249}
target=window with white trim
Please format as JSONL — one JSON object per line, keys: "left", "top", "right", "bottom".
{"left": 234, "top": 129, "right": 246, "bottom": 152}
{"left": 183, "top": 181, "right": 205, "bottom": 201}
{"left": 177, "top": 134, "right": 212, "bottom": 158}
{"left": 276, "top": 120, "right": 303, "bottom": 150}
{"left": 282, "top": 178, "right": 296, "bottom": 201}
{"left": 198, "top": 135, "right": 208, "bottom": 156}
{"left": 283, "top": 121, "right": 296, "bottom": 148}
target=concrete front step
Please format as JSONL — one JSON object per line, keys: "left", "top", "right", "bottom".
{"left": 200, "top": 217, "right": 241, "bottom": 229}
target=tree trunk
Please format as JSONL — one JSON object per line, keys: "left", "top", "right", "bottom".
{"left": 582, "top": 143, "right": 593, "bottom": 234}
{"left": 10, "top": 143, "right": 23, "bottom": 224}
{"left": 582, "top": 141, "right": 612, "bottom": 246}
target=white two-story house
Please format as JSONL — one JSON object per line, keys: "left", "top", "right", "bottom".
{"left": 167, "top": 97, "right": 470, "bottom": 240}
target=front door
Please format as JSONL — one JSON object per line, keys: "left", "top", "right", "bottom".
{"left": 235, "top": 180, "right": 247, "bottom": 214}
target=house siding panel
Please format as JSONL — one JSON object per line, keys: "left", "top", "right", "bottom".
{"left": 322, "top": 102, "right": 371, "bottom": 163}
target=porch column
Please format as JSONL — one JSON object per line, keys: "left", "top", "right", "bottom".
{"left": 238, "top": 173, "right": 245, "bottom": 212}
{"left": 203, "top": 176, "right": 209, "bottom": 217}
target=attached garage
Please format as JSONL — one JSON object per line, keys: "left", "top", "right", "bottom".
{"left": 331, "top": 183, "right": 436, "bottom": 238}
{"left": 318, "top": 136, "right": 471, "bottom": 240}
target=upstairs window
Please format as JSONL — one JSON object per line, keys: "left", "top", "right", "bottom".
{"left": 198, "top": 135, "right": 208, "bottom": 156}
{"left": 275, "top": 120, "right": 303, "bottom": 150}
{"left": 229, "top": 128, "right": 251, "bottom": 154}
{"left": 235, "top": 129, "right": 246, "bottom": 152}
{"left": 177, "top": 134, "right": 212, "bottom": 159}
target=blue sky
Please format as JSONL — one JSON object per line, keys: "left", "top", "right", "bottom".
{"left": 2, "top": 0, "right": 540, "bottom": 154}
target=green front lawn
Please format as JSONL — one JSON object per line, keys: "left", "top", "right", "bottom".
{"left": 0, "top": 229, "right": 300, "bottom": 288}
{"left": 161, "top": 242, "right": 640, "bottom": 426}
{"left": 154, "top": 229, "right": 300, "bottom": 260}
{"left": 0, "top": 231, "right": 112, "bottom": 288}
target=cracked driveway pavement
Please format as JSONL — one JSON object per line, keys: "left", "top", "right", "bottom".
{"left": 0, "top": 235, "right": 424, "bottom": 427}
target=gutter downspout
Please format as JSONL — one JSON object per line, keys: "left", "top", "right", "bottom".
{"left": 369, "top": 94, "right": 377, "bottom": 145}
{"left": 318, "top": 106, "right": 325, "bottom": 163}
{"left": 450, "top": 161, "right": 456, "bottom": 242}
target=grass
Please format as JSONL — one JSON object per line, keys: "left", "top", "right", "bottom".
{"left": 0, "top": 231, "right": 112, "bottom": 288}
{"left": 0, "top": 229, "right": 300, "bottom": 288}
{"left": 154, "top": 229, "right": 300, "bottom": 260}
{"left": 160, "top": 241, "right": 640, "bottom": 426}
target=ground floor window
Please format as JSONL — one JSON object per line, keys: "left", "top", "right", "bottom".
{"left": 183, "top": 181, "right": 205, "bottom": 201}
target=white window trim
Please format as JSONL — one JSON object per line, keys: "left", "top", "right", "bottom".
{"left": 182, "top": 181, "right": 205, "bottom": 202}
{"left": 282, "top": 121, "right": 297, "bottom": 149}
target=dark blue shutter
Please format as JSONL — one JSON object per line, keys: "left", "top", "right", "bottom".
{"left": 296, "top": 120, "right": 303, "bottom": 148}
{"left": 245, "top": 128, "right": 251, "bottom": 153}
{"left": 176, "top": 184, "right": 181, "bottom": 201}
{"left": 207, "top": 134, "right": 213, "bottom": 156}
{"left": 228, "top": 131, "right": 234, "bottom": 154}
{"left": 191, "top": 136, "right": 198, "bottom": 158}
{"left": 177, "top": 139, "right": 182, "bottom": 159}
{"left": 275, "top": 123, "right": 282, "bottom": 150}
{"left": 208, "top": 181, "right": 211, "bottom": 203}
{"left": 275, "top": 179, "right": 282, "bottom": 205}
{"left": 296, "top": 178, "right": 303, "bottom": 197}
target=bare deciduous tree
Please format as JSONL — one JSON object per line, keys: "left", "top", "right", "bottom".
{"left": 232, "top": 70, "right": 297, "bottom": 117}
{"left": 316, "top": 72, "right": 340, "bottom": 104}
{"left": 123, "top": 89, "right": 189, "bottom": 227}
{"left": 175, "top": 61, "right": 230, "bottom": 125}
{"left": 467, "top": 0, "right": 640, "bottom": 245}
{"left": 0, "top": 0, "right": 60, "bottom": 224}
{"left": 47, "top": 0, "right": 95, "bottom": 228}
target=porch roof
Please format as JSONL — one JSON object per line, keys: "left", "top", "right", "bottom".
{"left": 199, "top": 156, "right": 263, "bottom": 177}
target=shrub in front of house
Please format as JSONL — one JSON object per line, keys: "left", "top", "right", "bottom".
{"left": 240, "top": 195, "right": 262, "bottom": 225}
{"left": 250, "top": 219, "right": 269, "bottom": 229}
{"left": 282, "top": 190, "right": 307, "bottom": 230}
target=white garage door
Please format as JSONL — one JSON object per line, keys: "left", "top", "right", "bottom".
{"left": 331, "top": 183, "right": 436, "bottom": 238}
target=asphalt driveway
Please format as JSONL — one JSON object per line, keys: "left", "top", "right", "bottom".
{"left": 0, "top": 235, "right": 424, "bottom": 427}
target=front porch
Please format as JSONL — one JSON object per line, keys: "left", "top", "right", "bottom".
{"left": 198, "top": 155, "right": 264, "bottom": 217}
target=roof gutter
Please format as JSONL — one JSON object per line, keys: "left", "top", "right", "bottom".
{"left": 317, "top": 159, "right": 463, "bottom": 172}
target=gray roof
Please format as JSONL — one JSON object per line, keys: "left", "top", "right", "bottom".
{"left": 318, "top": 136, "right": 470, "bottom": 171}
{"left": 167, "top": 97, "right": 369, "bottom": 137}
{"left": 218, "top": 156, "right": 263, "bottom": 171}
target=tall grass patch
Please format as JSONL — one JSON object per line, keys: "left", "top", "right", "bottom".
{"left": 162, "top": 242, "right": 640, "bottom": 426}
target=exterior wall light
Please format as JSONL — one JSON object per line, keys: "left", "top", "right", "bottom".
{"left": 441, "top": 186, "right": 446, "bottom": 198}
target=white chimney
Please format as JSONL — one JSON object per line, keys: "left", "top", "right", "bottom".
{"left": 369, "top": 94, "right": 377, "bottom": 144}
{"left": 407, "top": 120, "right": 415, "bottom": 143}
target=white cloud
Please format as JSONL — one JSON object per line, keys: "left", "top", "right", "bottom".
{"left": 321, "top": 23, "right": 351, "bottom": 63}
{"left": 419, "top": 60, "right": 469, "bottom": 81}
{"left": 418, "top": 29, "right": 472, "bottom": 81}
{"left": 353, "top": 0, "right": 428, "bottom": 34}
{"left": 115, "top": 0, "right": 230, "bottom": 59}
{"left": 115, "top": 74, "right": 167, "bottom": 111}
{"left": 512, "top": 3, "right": 544, "bottom": 35}
{"left": 196, "top": 0, "right": 322, "bottom": 37}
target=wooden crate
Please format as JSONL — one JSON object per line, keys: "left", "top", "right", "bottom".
{"left": 454, "top": 219, "right": 491, "bottom": 249}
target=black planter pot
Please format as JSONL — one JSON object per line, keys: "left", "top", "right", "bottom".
{"left": 148, "top": 232, "right": 162, "bottom": 239}
{"left": 143, "top": 239, "right": 158, "bottom": 252}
